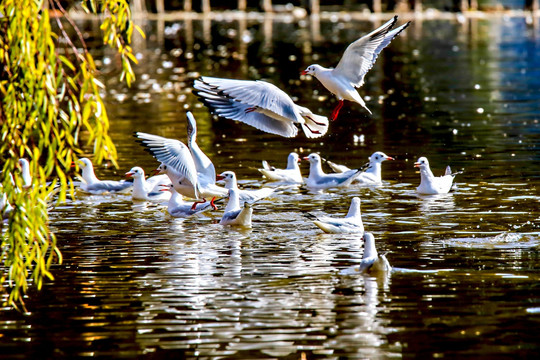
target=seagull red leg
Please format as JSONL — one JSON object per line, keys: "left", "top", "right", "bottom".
{"left": 331, "top": 100, "right": 344, "bottom": 121}
{"left": 191, "top": 198, "right": 207, "bottom": 210}
{"left": 210, "top": 197, "right": 218, "bottom": 211}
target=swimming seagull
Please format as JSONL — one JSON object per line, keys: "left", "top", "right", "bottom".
{"left": 219, "top": 188, "right": 253, "bottom": 227}
{"left": 306, "top": 197, "right": 364, "bottom": 234}
{"left": 358, "top": 232, "right": 392, "bottom": 274}
{"left": 76, "top": 158, "right": 133, "bottom": 194}
{"left": 415, "top": 156, "right": 461, "bottom": 195}
{"left": 125, "top": 166, "right": 171, "bottom": 201}
{"left": 325, "top": 151, "right": 395, "bottom": 185}
{"left": 302, "top": 16, "right": 411, "bottom": 120}
{"left": 217, "top": 171, "right": 276, "bottom": 203}
{"left": 160, "top": 184, "right": 216, "bottom": 218}
{"left": 193, "top": 76, "right": 329, "bottom": 138}
{"left": 258, "top": 152, "right": 303, "bottom": 184}
{"left": 304, "top": 153, "right": 363, "bottom": 190}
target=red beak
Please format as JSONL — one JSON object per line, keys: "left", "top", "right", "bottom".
{"left": 414, "top": 162, "right": 420, "bottom": 168}
{"left": 125, "top": 172, "right": 133, "bottom": 178}
{"left": 303, "top": 156, "right": 309, "bottom": 161}
{"left": 301, "top": 70, "right": 308, "bottom": 75}
{"left": 152, "top": 168, "right": 161, "bottom": 175}
{"left": 387, "top": 156, "right": 395, "bottom": 161}
{"left": 216, "top": 175, "right": 225, "bottom": 181}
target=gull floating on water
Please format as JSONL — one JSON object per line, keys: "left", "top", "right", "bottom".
{"left": 326, "top": 151, "right": 395, "bottom": 185}
{"left": 302, "top": 16, "right": 410, "bottom": 120}
{"left": 218, "top": 171, "right": 276, "bottom": 203}
{"left": 76, "top": 158, "right": 133, "bottom": 194}
{"left": 415, "top": 156, "right": 460, "bottom": 195}
{"left": 306, "top": 197, "right": 364, "bottom": 234}
{"left": 219, "top": 188, "right": 253, "bottom": 227}
{"left": 258, "top": 152, "right": 303, "bottom": 184}
{"left": 193, "top": 76, "right": 329, "bottom": 138}
{"left": 304, "top": 153, "right": 362, "bottom": 190}
{"left": 125, "top": 166, "right": 171, "bottom": 201}
{"left": 161, "top": 184, "right": 216, "bottom": 218}
{"left": 358, "top": 233, "right": 392, "bottom": 274}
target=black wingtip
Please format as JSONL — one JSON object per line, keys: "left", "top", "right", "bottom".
{"left": 302, "top": 212, "right": 317, "bottom": 220}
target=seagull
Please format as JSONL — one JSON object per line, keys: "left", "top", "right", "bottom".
{"left": 258, "top": 152, "right": 303, "bottom": 184}
{"left": 193, "top": 76, "right": 329, "bottom": 138}
{"left": 325, "top": 151, "right": 395, "bottom": 185}
{"left": 414, "top": 157, "right": 460, "bottom": 195}
{"left": 17, "top": 159, "right": 32, "bottom": 188}
{"left": 135, "top": 123, "right": 227, "bottom": 208}
{"left": 1, "top": 190, "right": 12, "bottom": 220}
{"left": 302, "top": 16, "right": 411, "bottom": 120}
{"left": 75, "top": 158, "right": 133, "bottom": 194}
{"left": 306, "top": 197, "right": 364, "bottom": 234}
{"left": 160, "top": 184, "right": 215, "bottom": 218}
{"left": 125, "top": 166, "right": 171, "bottom": 201}
{"left": 304, "top": 153, "right": 362, "bottom": 190}
{"left": 358, "top": 232, "right": 392, "bottom": 274}
{"left": 217, "top": 171, "right": 276, "bottom": 202}
{"left": 219, "top": 188, "right": 253, "bottom": 227}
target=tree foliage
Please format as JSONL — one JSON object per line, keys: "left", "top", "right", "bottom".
{"left": 0, "top": 0, "right": 142, "bottom": 310}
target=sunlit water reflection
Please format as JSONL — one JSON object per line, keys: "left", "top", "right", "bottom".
{"left": 2, "top": 13, "right": 540, "bottom": 359}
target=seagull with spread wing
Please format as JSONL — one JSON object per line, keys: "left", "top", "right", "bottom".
{"left": 302, "top": 16, "right": 410, "bottom": 120}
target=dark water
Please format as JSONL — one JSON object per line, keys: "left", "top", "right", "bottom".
{"left": 1, "top": 14, "right": 540, "bottom": 359}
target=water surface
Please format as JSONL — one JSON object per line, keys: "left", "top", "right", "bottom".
{"left": 1, "top": 13, "right": 540, "bottom": 359}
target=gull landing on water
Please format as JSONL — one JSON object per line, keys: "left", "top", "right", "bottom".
{"left": 135, "top": 112, "right": 228, "bottom": 210}
{"left": 302, "top": 16, "right": 410, "bottom": 121}
{"left": 415, "top": 156, "right": 461, "bottom": 195}
{"left": 193, "top": 76, "right": 329, "bottom": 138}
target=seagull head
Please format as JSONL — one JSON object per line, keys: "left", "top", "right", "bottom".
{"left": 303, "top": 153, "right": 321, "bottom": 164}
{"left": 125, "top": 166, "right": 144, "bottom": 179}
{"left": 155, "top": 163, "right": 167, "bottom": 175}
{"left": 414, "top": 157, "right": 430, "bottom": 170}
{"left": 17, "top": 158, "right": 29, "bottom": 170}
{"left": 370, "top": 151, "right": 395, "bottom": 163}
{"left": 77, "top": 158, "right": 93, "bottom": 170}
{"left": 301, "top": 65, "right": 317, "bottom": 76}
{"left": 289, "top": 152, "right": 300, "bottom": 163}
{"left": 217, "top": 171, "right": 236, "bottom": 187}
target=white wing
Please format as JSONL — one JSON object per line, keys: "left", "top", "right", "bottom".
{"left": 334, "top": 16, "right": 410, "bottom": 88}
{"left": 194, "top": 77, "right": 300, "bottom": 138}
{"left": 186, "top": 112, "right": 216, "bottom": 183}
{"left": 135, "top": 132, "right": 199, "bottom": 197}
